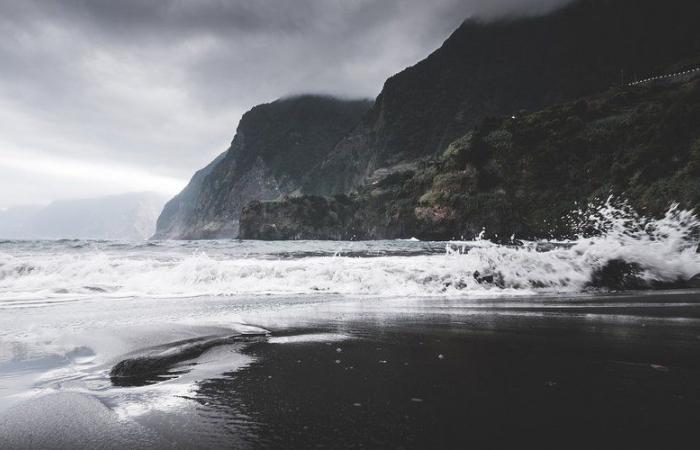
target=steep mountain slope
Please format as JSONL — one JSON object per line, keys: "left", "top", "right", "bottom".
{"left": 164, "top": 0, "right": 700, "bottom": 241}
{"left": 152, "top": 151, "right": 227, "bottom": 239}
{"left": 153, "top": 95, "right": 371, "bottom": 239}
{"left": 0, "top": 192, "right": 167, "bottom": 240}
{"left": 303, "top": 0, "right": 700, "bottom": 195}
{"left": 240, "top": 74, "right": 700, "bottom": 240}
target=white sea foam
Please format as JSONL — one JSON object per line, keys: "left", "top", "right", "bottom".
{"left": 0, "top": 200, "right": 698, "bottom": 303}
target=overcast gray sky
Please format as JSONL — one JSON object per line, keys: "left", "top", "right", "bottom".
{"left": 0, "top": 0, "right": 568, "bottom": 208}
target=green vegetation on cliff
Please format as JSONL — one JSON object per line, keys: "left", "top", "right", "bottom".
{"left": 303, "top": 0, "right": 700, "bottom": 195}
{"left": 241, "top": 76, "right": 700, "bottom": 240}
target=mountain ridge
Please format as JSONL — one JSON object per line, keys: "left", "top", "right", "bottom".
{"left": 241, "top": 74, "right": 700, "bottom": 240}
{"left": 300, "top": 0, "right": 700, "bottom": 195}
{"left": 153, "top": 95, "right": 372, "bottom": 239}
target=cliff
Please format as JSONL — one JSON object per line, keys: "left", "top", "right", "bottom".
{"left": 153, "top": 96, "right": 371, "bottom": 239}
{"left": 166, "top": 0, "right": 700, "bottom": 241}
{"left": 152, "top": 151, "right": 227, "bottom": 239}
{"left": 240, "top": 75, "right": 700, "bottom": 240}
{"left": 302, "top": 0, "right": 700, "bottom": 195}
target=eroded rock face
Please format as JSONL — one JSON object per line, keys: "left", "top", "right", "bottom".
{"left": 152, "top": 152, "right": 227, "bottom": 240}
{"left": 240, "top": 76, "right": 700, "bottom": 241}
{"left": 241, "top": 196, "right": 362, "bottom": 241}
{"left": 302, "top": 0, "right": 700, "bottom": 196}
{"left": 153, "top": 96, "right": 371, "bottom": 239}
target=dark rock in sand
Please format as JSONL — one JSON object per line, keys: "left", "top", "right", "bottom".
{"left": 590, "top": 260, "right": 700, "bottom": 291}
{"left": 687, "top": 274, "right": 700, "bottom": 288}
{"left": 110, "top": 333, "right": 266, "bottom": 387}
{"left": 472, "top": 270, "right": 505, "bottom": 288}
{"left": 589, "top": 259, "right": 647, "bottom": 291}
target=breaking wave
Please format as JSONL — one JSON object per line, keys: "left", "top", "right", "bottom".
{"left": 1, "top": 199, "right": 699, "bottom": 302}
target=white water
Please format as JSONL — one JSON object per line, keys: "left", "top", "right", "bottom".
{"left": 1, "top": 201, "right": 699, "bottom": 304}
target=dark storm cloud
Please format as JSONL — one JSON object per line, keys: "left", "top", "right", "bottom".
{"left": 0, "top": 0, "right": 571, "bottom": 207}
{"left": 3, "top": 0, "right": 571, "bottom": 45}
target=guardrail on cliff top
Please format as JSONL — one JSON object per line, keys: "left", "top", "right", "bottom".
{"left": 628, "top": 67, "right": 700, "bottom": 87}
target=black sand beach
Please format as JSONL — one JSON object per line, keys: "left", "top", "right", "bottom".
{"left": 3, "top": 292, "right": 700, "bottom": 449}
{"left": 198, "top": 297, "right": 700, "bottom": 449}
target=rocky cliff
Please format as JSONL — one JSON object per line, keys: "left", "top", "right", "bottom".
{"left": 152, "top": 151, "right": 227, "bottom": 239}
{"left": 166, "top": 0, "right": 700, "bottom": 241}
{"left": 241, "top": 74, "right": 700, "bottom": 240}
{"left": 302, "top": 0, "right": 700, "bottom": 195}
{"left": 153, "top": 96, "right": 371, "bottom": 239}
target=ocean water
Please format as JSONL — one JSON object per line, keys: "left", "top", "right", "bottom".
{"left": 2, "top": 201, "right": 699, "bottom": 304}
{"left": 2, "top": 202, "right": 700, "bottom": 444}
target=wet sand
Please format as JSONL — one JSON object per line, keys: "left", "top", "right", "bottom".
{"left": 197, "top": 304, "right": 700, "bottom": 449}
{"left": 3, "top": 292, "right": 700, "bottom": 449}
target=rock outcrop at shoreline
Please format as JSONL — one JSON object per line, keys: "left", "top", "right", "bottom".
{"left": 152, "top": 96, "right": 371, "bottom": 239}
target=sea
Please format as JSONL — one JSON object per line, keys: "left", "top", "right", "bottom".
{"left": 2, "top": 202, "right": 700, "bottom": 447}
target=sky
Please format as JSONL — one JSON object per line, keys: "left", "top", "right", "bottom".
{"left": 0, "top": 0, "right": 569, "bottom": 208}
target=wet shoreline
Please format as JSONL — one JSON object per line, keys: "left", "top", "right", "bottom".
{"left": 3, "top": 292, "right": 700, "bottom": 448}
{"left": 197, "top": 304, "right": 700, "bottom": 449}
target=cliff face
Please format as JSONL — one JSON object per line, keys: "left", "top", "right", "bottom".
{"left": 241, "top": 75, "right": 700, "bottom": 240}
{"left": 152, "top": 151, "right": 227, "bottom": 239}
{"left": 166, "top": 0, "right": 700, "bottom": 241}
{"left": 303, "top": 0, "right": 700, "bottom": 195}
{"left": 153, "top": 96, "right": 371, "bottom": 239}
